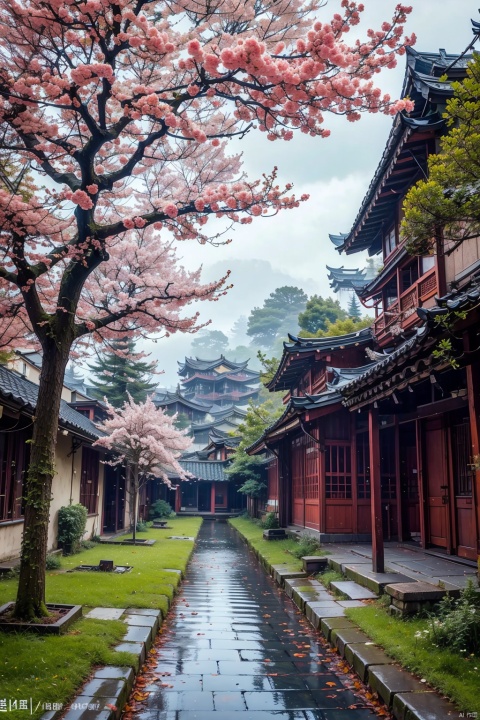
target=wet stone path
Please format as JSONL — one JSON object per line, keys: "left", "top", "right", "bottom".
{"left": 132, "top": 522, "right": 384, "bottom": 720}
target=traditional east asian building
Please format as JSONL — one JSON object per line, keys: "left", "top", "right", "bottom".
{"left": 153, "top": 385, "right": 211, "bottom": 424}
{"left": 177, "top": 355, "right": 260, "bottom": 407}
{"left": 248, "top": 44, "right": 480, "bottom": 567}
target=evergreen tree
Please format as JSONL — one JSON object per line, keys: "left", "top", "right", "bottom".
{"left": 348, "top": 293, "right": 362, "bottom": 320}
{"left": 88, "top": 338, "right": 157, "bottom": 407}
{"left": 298, "top": 295, "right": 347, "bottom": 334}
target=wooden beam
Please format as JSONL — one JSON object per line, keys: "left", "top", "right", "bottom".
{"left": 465, "top": 332, "right": 480, "bottom": 556}
{"left": 369, "top": 406, "right": 384, "bottom": 572}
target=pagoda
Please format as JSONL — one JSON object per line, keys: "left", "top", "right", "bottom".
{"left": 177, "top": 355, "right": 260, "bottom": 407}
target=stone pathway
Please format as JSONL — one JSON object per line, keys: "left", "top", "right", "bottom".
{"left": 128, "top": 521, "right": 386, "bottom": 719}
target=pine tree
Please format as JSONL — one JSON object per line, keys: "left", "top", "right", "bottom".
{"left": 88, "top": 339, "right": 157, "bottom": 407}
{"left": 348, "top": 293, "right": 362, "bottom": 320}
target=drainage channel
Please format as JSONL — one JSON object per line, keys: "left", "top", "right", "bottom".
{"left": 125, "top": 521, "right": 388, "bottom": 719}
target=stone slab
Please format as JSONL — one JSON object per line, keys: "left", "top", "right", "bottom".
{"left": 344, "top": 642, "right": 392, "bottom": 682}
{"left": 122, "top": 624, "right": 152, "bottom": 644}
{"left": 308, "top": 604, "right": 345, "bottom": 628}
{"left": 367, "top": 664, "right": 431, "bottom": 708}
{"left": 114, "top": 641, "right": 146, "bottom": 665}
{"left": 123, "top": 613, "right": 159, "bottom": 632}
{"left": 330, "top": 580, "right": 378, "bottom": 600}
{"left": 385, "top": 582, "right": 451, "bottom": 602}
{"left": 85, "top": 607, "right": 125, "bottom": 621}
{"left": 305, "top": 602, "right": 339, "bottom": 624}
{"left": 271, "top": 565, "right": 307, "bottom": 586}
{"left": 393, "top": 690, "right": 457, "bottom": 720}
{"left": 331, "top": 627, "right": 371, "bottom": 656}
{"left": 168, "top": 536, "right": 194, "bottom": 541}
{"left": 126, "top": 608, "right": 162, "bottom": 618}
{"left": 343, "top": 565, "right": 413, "bottom": 594}
{"left": 320, "top": 616, "right": 354, "bottom": 641}
{"left": 93, "top": 667, "right": 134, "bottom": 683}
{"left": 337, "top": 600, "right": 366, "bottom": 608}
{"left": 302, "top": 556, "right": 329, "bottom": 573}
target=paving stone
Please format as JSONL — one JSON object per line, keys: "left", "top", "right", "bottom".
{"left": 123, "top": 613, "right": 159, "bottom": 633}
{"left": 167, "top": 536, "right": 194, "bottom": 540}
{"left": 93, "top": 666, "right": 134, "bottom": 683}
{"left": 330, "top": 580, "right": 378, "bottom": 600}
{"left": 61, "top": 708, "right": 112, "bottom": 720}
{"left": 367, "top": 664, "right": 431, "bottom": 708}
{"left": 126, "top": 608, "right": 162, "bottom": 617}
{"left": 330, "top": 627, "right": 370, "bottom": 656}
{"left": 393, "top": 690, "right": 457, "bottom": 719}
{"left": 85, "top": 607, "right": 125, "bottom": 620}
{"left": 271, "top": 564, "right": 308, "bottom": 586}
{"left": 344, "top": 643, "right": 392, "bottom": 682}
{"left": 302, "top": 556, "right": 329, "bottom": 573}
{"left": 305, "top": 601, "right": 340, "bottom": 624}
{"left": 308, "top": 603, "right": 345, "bottom": 628}
{"left": 336, "top": 600, "right": 366, "bottom": 608}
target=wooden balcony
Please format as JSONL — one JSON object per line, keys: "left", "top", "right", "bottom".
{"left": 373, "top": 268, "right": 438, "bottom": 345}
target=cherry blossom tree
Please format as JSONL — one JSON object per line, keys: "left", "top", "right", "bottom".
{"left": 95, "top": 395, "right": 191, "bottom": 544}
{"left": 0, "top": 0, "right": 415, "bottom": 619}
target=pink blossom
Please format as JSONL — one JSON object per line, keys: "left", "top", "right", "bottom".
{"left": 86, "top": 184, "right": 98, "bottom": 195}
{"left": 164, "top": 203, "right": 178, "bottom": 218}
{"left": 70, "top": 190, "right": 93, "bottom": 210}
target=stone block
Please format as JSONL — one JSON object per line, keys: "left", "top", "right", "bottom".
{"left": 123, "top": 613, "right": 159, "bottom": 634}
{"left": 114, "top": 641, "right": 146, "bottom": 665}
{"left": 122, "top": 624, "right": 152, "bottom": 645}
{"left": 263, "top": 529, "right": 286, "bottom": 540}
{"left": 305, "top": 602, "right": 339, "bottom": 625}
{"left": 302, "top": 556, "right": 329, "bottom": 573}
{"left": 320, "top": 616, "right": 354, "bottom": 641}
{"left": 330, "top": 627, "right": 370, "bottom": 657}
{"left": 385, "top": 582, "right": 450, "bottom": 602}
{"left": 393, "top": 690, "right": 457, "bottom": 720}
{"left": 343, "top": 565, "right": 413, "bottom": 594}
{"left": 271, "top": 565, "right": 307, "bottom": 587}
{"left": 330, "top": 580, "right": 378, "bottom": 600}
{"left": 367, "top": 664, "right": 430, "bottom": 708}
{"left": 85, "top": 607, "right": 125, "bottom": 621}
{"left": 344, "top": 643, "right": 392, "bottom": 682}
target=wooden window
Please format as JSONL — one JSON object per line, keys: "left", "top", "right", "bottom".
{"left": 401, "top": 262, "right": 419, "bottom": 292}
{"left": 291, "top": 436, "right": 305, "bottom": 499}
{"left": 325, "top": 443, "right": 352, "bottom": 499}
{"left": 80, "top": 446, "right": 99, "bottom": 514}
{"left": 451, "top": 419, "right": 472, "bottom": 497}
{"left": 0, "top": 430, "right": 29, "bottom": 522}
{"left": 356, "top": 431, "right": 371, "bottom": 500}
{"left": 384, "top": 226, "right": 397, "bottom": 257}
{"left": 384, "top": 277, "right": 398, "bottom": 309}
{"left": 420, "top": 255, "right": 435, "bottom": 274}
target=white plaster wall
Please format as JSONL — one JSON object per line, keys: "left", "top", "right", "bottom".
{"left": 446, "top": 235, "right": 480, "bottom": 285}
{"left": 0, "top": 521, "right": 24, "bottom": 562}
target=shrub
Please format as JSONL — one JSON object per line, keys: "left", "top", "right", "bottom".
{"left": 149, "top": 499, "right": 174, "bottom": 519}
{"left": 424, "top": 580, "right": 480, "bottom": 655}
{"left": 261, "top": 512, "right": 279, "bottom": 529}
{"left": 136, "top": 519, "right": 150, "bottom": 532}
{"left": 45, "top": 554, "right": 62, "bottom": 570}
{"left": 290, "top": 534, "right": 323, "bottom": 559}
{"left": 57, "top": 504, "right": 88, "bottom": 555}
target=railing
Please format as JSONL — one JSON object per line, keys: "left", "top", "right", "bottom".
{"left": 373, "top": 268, "right": 437, "bottom": 343}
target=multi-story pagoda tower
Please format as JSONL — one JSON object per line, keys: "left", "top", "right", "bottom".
{"left": 177, "top": 355, "right": 260, "bottom": 407}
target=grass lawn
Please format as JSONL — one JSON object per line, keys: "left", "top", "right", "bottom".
{"left": 0, "top": 517, "right": 201, "bottom": 719}
{"left": 346, "top": 602, "right": 480, "bottom": 713}
{"left": 229, "top": 516, "right": 306, "bottom": 569}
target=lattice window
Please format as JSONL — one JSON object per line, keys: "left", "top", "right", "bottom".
{"left": 304, "top": 436, "right": 319, "bottom": 499}
{"left": 80, "top": 447, "right": 99, "bottom": 514}
{"left": 419, "top": 271, "right": 437, "bottom": 300}
{"left": 356, "top": 431, "right": 371, "bottom": 500}
{"left": 325, "top": 443, "right": 352, "bottom": 499}
{"left": 451, "top": 419, "right": 472, "bottom": 496}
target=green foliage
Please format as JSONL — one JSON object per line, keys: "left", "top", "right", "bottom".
{"left": 318, "top": 569, "right": 344, "bottom": 590}
{"left": 190, "top": 329, "right": 229, "bottom": 358}
{"left": 299, "top": 316, "right": 372, "bottom": 338}
{"left": 88, "top": 337, "right": 157, "bottom": 407}
{"left": 289, "top": 534, "right": 324, "bottom": 559}
{"left": 57, "top": 504, "right": 88, "bottom": 555}
{"left": 298, "top": 295, "right": 347, "bottom": 334}
{"left": 149, "top": 499, "right": 174, "bottom": 519}
{"left": 256, "top": 350, "right": 280, "bottom": 385}
{"left": 173, "top": 412, "right": 192, "bottom": 432}
{"left": 135, "top": 519, "right": 151, "bottom": 532}
{"left": 237, "top": 478, "right": 267, "bottom": 497}
{"left": 247, "top": 286, "right": 308, "bottom": 349}
{"left": 347, "top": 293, "right": 362, "bottom": 320}
{"left": 424, "top": 581, "right": 480, "bottom": 655}
{"left": 261, "top": 512, "right": 279, "bottom": 529}
{"left": 402, "top": 54, "right": 480, "bottom": 256}
{"left": 45, "top": 554, "right": 62, "bottom": 570}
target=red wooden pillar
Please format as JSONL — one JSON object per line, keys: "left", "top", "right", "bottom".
{"left": 210, "top": 483, "right": 216, "bottom": 514}
{"left": 175, "top": 485, "right": 181, "bottom": 513}
{"left": 369, "top": 406, "right": 384, "bottom": 572}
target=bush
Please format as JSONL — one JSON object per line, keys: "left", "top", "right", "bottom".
{"left": 45, "top": 554, "right": 62, "bottom": 570}
{"left": 261, "top": 512, "right": 279, "bottom": 529}
{"left": 149, "top": 499, "right": 174, "bottom": 519}
{"left": 424, "top": 580, "right": 480, "bottom": 655}
{"left": 136, "top": 519, "right": 151, "bottom": 532}
{"left": 290, "top": 534, "right": 323, "bottom": 559}
{"left": 57, "top": 504, "right": 88, "bottom": 555}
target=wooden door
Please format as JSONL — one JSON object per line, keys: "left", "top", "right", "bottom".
{"left": 399, "top": 423, "right": 420, "bottom": 540}
{"left": 424, "top": 418, "right": 449, "bottom": 549}
{"left": 450, "top": 418, "right": 477, "bottom": 559}
{"left": 291, "top": 436, "right": 306, "bottom": 527}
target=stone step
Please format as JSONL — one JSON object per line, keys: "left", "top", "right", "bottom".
{"left": 343, "top": 564, "right": 413, "bottom": 594}
{"left": 330, "top": 580, "right": 378, "bottom": 601}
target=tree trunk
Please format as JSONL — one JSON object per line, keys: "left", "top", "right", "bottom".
{"left": 14, "top": 341, "right": 71, "bottom": 620}
{"left": 132, "top": 463, "right": 139, "bottom": 545}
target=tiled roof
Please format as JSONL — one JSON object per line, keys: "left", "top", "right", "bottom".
{"left": 0, "top": 365, "right": 101, "bottom": 441}
{"left": 177, "top": 460, "right": 230, "bottom": 482}
{"left": 178, "top": 355, "right": 251, "bottom": 375}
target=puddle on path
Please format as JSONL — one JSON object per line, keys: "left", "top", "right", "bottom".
{"left": 123, "top": 521, "right": 389, "bottom": 719}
